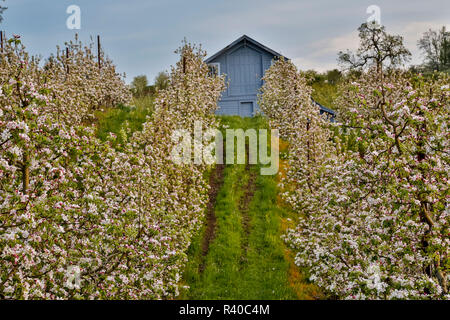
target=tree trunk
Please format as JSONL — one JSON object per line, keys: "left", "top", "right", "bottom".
{"left": 22, "top": 151, "right": 29, "bottom": 194}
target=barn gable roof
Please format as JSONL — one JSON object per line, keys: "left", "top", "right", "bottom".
{"left": 205, "top": 35, "right": 335, "bottom": 117}
{"left": 205, "top": 34, "right": 288, "bottom": 63}
{"left": 314, "top": 100, "right": 336, "bottom": 118}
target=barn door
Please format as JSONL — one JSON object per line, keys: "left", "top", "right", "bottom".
{"left": 239, "top": 102, "right": 253, "bottom": 117}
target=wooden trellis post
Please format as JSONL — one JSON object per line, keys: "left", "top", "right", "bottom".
{"left": 0, "top": 30, "right": 4, "bottom": 52}
{"left": 66, "top": 47, "right": 70, "bottom": 74}
{"left": 97, "top": 35, "right": 101, "bottom": 70}
{"left": 306, "top": 119, "right": 311, "bottom": 162}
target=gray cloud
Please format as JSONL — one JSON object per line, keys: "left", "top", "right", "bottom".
{"left": 2, "top": 0, "right": 449, "bottom": 80}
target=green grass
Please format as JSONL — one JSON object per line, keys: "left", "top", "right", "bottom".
{"left": 132, "top": 95, "right": 155, "bottom": 114}
{"left": 181, "top": 116, "right": 298, "bottom": 300}
{"left": 95, "top": 96, "right": 154, "bottom": 144}
{"left": 93, "top": 108, "right": 315, "bottom": 299}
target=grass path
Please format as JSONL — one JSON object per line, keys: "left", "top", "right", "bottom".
{"left": 181, "top": 116, "right": 320, "bottom": 300}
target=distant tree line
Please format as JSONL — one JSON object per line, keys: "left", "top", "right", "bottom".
{"left": 337, "top": 23, "right": 449, "bottom": 75}
{"left": 309, "top": 23, "right": 449, "bottom": 109}
{"left": 130, "top": 71, "right": 169, "bottom": 98}
{"left": 416, "top": 26, "right": 450, "bottom": 73}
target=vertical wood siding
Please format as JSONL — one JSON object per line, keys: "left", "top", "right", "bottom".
{"left": 209, "top": 38, "right": 281, "bottom": 117}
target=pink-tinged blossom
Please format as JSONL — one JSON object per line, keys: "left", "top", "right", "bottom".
{"left": 261, "top": 62, "right": 449, "bottom": 300}
{"left": 1, "top": 38, "right": 224, "bottom": 299}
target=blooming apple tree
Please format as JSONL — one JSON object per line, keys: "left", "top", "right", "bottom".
{"left": 260, "top": 56, "right": 449, "bottom": 299}
{"left": 0, "top": 37, "right": 224, "bottom": 299}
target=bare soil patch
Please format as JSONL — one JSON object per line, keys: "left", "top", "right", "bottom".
{"left": 199, "top": 162, "right": 225, "bottom": 273}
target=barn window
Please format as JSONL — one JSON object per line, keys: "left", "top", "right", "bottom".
{"left": 208, "top": 63, "right": 220, "bottom": 77}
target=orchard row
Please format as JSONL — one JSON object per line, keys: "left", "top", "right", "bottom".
{"left": 259, "top": 58, "right": 449, "bottom": 299}
{"left": 0, "top": 36, "right": 225, "bottom": 299}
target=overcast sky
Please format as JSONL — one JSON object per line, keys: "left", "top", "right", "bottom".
{"left": 1, "top": 0, "right": 449, "bottom": 83}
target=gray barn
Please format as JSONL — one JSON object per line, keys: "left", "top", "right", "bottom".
{"left": 206, "top": 35, "right": 335, "bottom": 118}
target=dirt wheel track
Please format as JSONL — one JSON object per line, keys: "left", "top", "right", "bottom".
{"left": 199, "top": 162, "right": 225, "bottom": 273}
{"left": 239, "top": 145, "right": 257, "bottom": 267}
